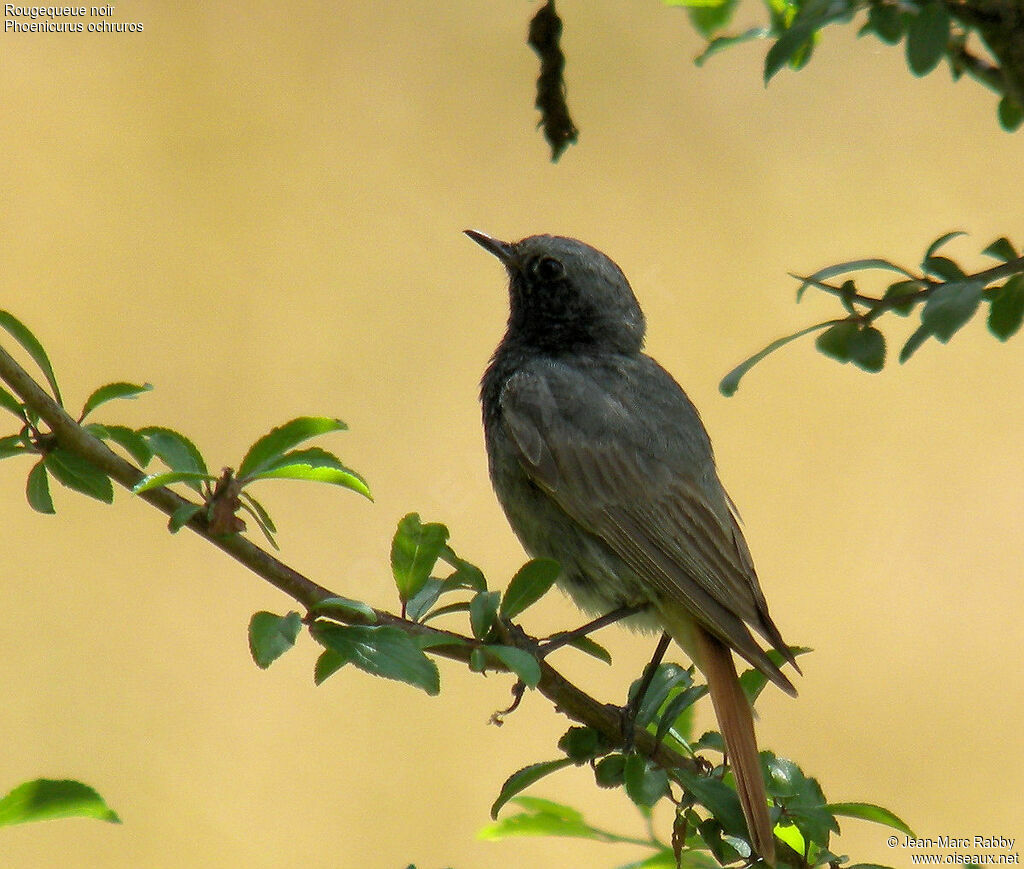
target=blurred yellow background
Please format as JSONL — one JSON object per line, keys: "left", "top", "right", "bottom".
{"left": 2, "top": 2, "right": 1021, "bottom": 867}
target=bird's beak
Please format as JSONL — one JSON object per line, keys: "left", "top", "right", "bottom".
{"left": 464, "top": 229, "right": 517, "bottom": 268}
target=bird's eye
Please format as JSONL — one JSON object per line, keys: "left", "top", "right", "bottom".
{"left": 532, "top": 256, "right": 565, "bottom": 282}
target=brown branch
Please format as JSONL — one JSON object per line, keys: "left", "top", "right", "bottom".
{"left": 0, "top": 342, "right": 698, "bottom": 774}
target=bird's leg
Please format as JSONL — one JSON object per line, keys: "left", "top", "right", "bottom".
{"left": 621, "top": 631, "right": 672, "bottom": 749}
{"left": 539, "top": 602, "right": 648, "bottom": 656}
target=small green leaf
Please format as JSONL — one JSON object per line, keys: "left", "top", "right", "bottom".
{"left": 921, "top": 280, "right": 983, "bottom": 342}
{"left": 420, "top": 600, "right": 472, "bottom": 623}
{"left": 93, "top": 424, "right": 152, "bottom": 466}
{"left": 489, "top": 759, "right": 575, "bottom": 818}
{"left": 79, "top": 382, "right": 152, "bottom": 421}
{"left": 826, "top": 802, "right": 915, "bottom": 837}
{"left": 0, "top": 779, "right": 120, "bottom": 827}
{"left": 923, "top": 255, "right": 966, "bottom": 282}
{"left": 673, "top": 766, "right": 747, "bottom": 838}
{"left": 764, "top": 22, "right": 817, "bottom": 82}
{"left": 563, "top": 635, "right": 612, "bottom": 664}
{"left": 694, "top": 28, "right": 766, "bottom": 67}
{"left": 883, "top": 280, "right": 924, "bottom": 316}
{"left": 470, "top": 590, "right": 501, "bottom": 639}
{"left": 557, "top": 726, "right": 602, "bottom": 762}
{"left": 500, "top": 558, "right": 560, "bottom": 619}
{"left": 484, "top": 644, "right": 542, "bottom": 687}
{"left": 248, "top": 611, "right": 302, "bottom": 669}
{"left": 624, "top": 753, "right": 669, "bottom": 808}
{"left": 739, "top": 646, "right": 813, "bottom": 703}
{"left": 988, "top": 275, "right": 1024, "bottom": 341}
{"left": 44, "top": 449, "right": 113, "bottom": 503}
{"left": 630, "top": 663, "right": 691, "bottom": 730}
{"left": 815, "top": 321, "right": 860, "bottom": 362}
{"left": 239, "top": 447, "right": 371, "bottom": 499}
{"left": 311, "top": 623, "right": 440, "bottom": 695}
{"left": 924, "top": 231, "right": 967, "bottom": 260}
{"left": 795, "top": 259, "right": 915, "bottom": 301}
{"left": 167, "top": 502, "right": 202, "bottom": 533}
{"left": 237, "top": 492, "right": 278, "bottom": 549}
{"left": 313, "top": 649, "right": 347, "bottom": 685}
{"left": 848, "top": 325, "right": 886, "bottom": 372}
{"left": 866, "top": 2, "right": 903, "bottom": 43}
{"left": 998, "top": 95, "right": 1024, "bottom": 132}
{"left": 478, "top": 797, "right": 608, "bottom": 842}
{"left": 720, "top": 320, "right": 844, "bottom": 396}
{"left": 391, "top": 513, "right": 450, "bottom": 603}
{"left": 899, "top": 324, "right": 933, "bottom": 363}
{"left": 138, "top": 427, "right": 208, "bottom": 487}
{"left": 981, "top": 237, "right": 1017, "bottom": 262}
{"left": 439, "top": 549, "right": 487, "bottom": 590}
{"left": 594, "top": 754, "right": 626, "bottom": 788}
{"left": 132, "top": 471, "right": 215, "bottom": 493}
{"left": 0, "top": 434, "right": 26, "bottom": 460}
{"left": 237, "top": 416, "right": 347, "bottom": 479}
{"left": 26, "top": 460, "right": 55, "bottom": 514}
{"left": 310, "top": 595, "right": 378, "bottom": 624}
{"left": 685, "top": 0, "right": 739, "bottom": 38}
{"left": 0, "top": 386, "right": 23, "bottom": 420}
{"left": 906, "top": 2, "right": 949, "bottom": 76}
{"left": 655, "top": 684, "right": 708, "bottom": 745}
{"left": 0, "top": 310, "right": 63, "bottom": 406}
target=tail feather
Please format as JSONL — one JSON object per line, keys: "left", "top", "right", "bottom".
{"left": 693, "top": 625, "right": 776, "bottom": 866}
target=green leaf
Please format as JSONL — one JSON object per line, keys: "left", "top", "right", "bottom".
{"left": 982, "top": 236, "right": 1018, "bottom": 262}
{"left": 988, "top": 275, "right": 1024, "bottom": 341}
{"left": 167, "top": 502, "right": 202, "bottom": 533}
{"left": 0, "top": 385, "right": 23, "bottom": 420}
{"left": 79, "top": 381, "right": 152, "bottom": 421}
{"left": 313, "top": 649, "right": 347, "bottom": 685}
{"left": 998, "top": 95, "right": 1024, "bottom": 132}
{"left": 500, "top": 558, "right": 560, "bottom": 619}
{"left": 764, "top": 22, "right": 817, "bottom": 82}
{"left": 248, "top": 611, "right": 302, "bottom": 669}
{"left": 470, "top": 590, "right": 501, "bottom": 639}
{"left": 921, "top": 280, "right": 983, "bottom": 342}
{"left": 310, "top": 595, "right": 378, "bottom": 624}
{"left": 237, "top": 491, "right": 278, "bottom": 549}
{"left": 44, "top": 449, "right": 113, "bottom": 503}
{"left": 405, "top": 578, "right": 445, "bottom": 622}
{"left": 795, "top": 259, "right": 915, "bottom": 301}
{"left": 924, "top": 231, "right": 967, "bottom": 260}
{"left": 720, "top": 320, "right": 844, "bottom": 396}
{"left": 882, "top": 280, "right": 924, "bottom": 316}
{"left": 0, "top": 310, "right": 63, "bottom": 406}
{"left": 739, "top": 646, "right": 812, "bottom": 703}
{"left": 630, "top": 663, "right": 690, "bottom": 730}
{"left": 489, "top": 759, "right": 575, "bottom": 818}
{"left": 557, "top": 726, "right": 603, "bottom": 762}
{"left": 685, "top": 0, "right": 739, "bottom": 38}
{"left": 26, "top": 460, "right": 55, "bottom": 514}
{"left": 237, "top": 416, "right": 347, "bottom": 479}
{"left": 673, "top": 766, "right": 747, "bottom": 837}
{"left": 484, "top": 644, "right": 542, "bottom": 687}
{"left": 655, "top": 684, "right": 708, "bottom": 745}
{"left": 438, "top": 549, "right": 487, "bottom": 591}
{"left": 0, "top": 778, "right": 120, "bottom": 827}
{"left": 815, "top": 321, "right": 859, "bottom": 362}
{"left": 479, "top": 796, "right": 608, "bottom": 841}
{"left": 906, "top": 2, "right": 949, "bottom": 76}
{"left": 923, "top": 255, "right": 966, "bottom": 282}
{"left": 624, "top": 753, "right": 669, "bottom": 808}
{"left": 391, "top": 513, "right": 449, "bottom": 603}
{"left": 93, "top": 424, "right": 152, "bottom": 466}
{"left": 764, "top": 753, "right": 838, "bottom": 845}
{"left": 899, "top": 324, "right": 933, "bottom": 363}
{"left": 594, "top": 754, "right": 626, "bottom": 788}
{"left": 0, "top": 434, "right": 26, "bottom": 460}
{"left": 694, "top": 28, "right": 766, "bottom": 66}
{"left": 563, "top": 635, "right": 612, "bottom": 664}
{"left": 847, "top": 325, "right": 886, "bottom": 372}
{"left": 239, "top": 446, "right": 371, "bottom": 499}
{"left": 826, "top": 802, "right": 915, "bottom": 837}
{"left": 420, "top": 600, "right": 472, "bottom": 623}
{"left": 132, "top": 470, "right": 215, "bottom": 493}
{"left": 866, "top": 2, "right": 903, "bottom": 43}
{"left": 138, "top": 426, "right": 208, "bottom": 488}
{"left": 311, "top": 623, "right": 440, "bottom": 695}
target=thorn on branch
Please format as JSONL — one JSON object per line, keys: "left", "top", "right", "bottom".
{"left": 528, "top": 0, "right": 578, "bottom": 162}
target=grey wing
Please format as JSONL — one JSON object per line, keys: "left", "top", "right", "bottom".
{"left": 499, "top": 359, "right": 796, "bottom": 691}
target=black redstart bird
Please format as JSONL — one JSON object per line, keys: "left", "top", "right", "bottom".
{"left": 468, "top": 230, "right": 798, "bottom": 866}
